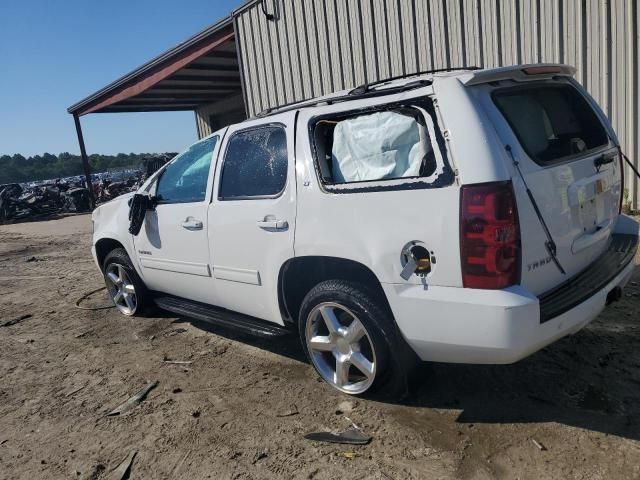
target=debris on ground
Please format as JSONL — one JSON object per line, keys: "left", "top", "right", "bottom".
{"left": 276, "top": 405, "right": 299, "bottom": 417}
{"left": 106, "top": 381, "right": 158, "bottom": 417}
{"left": 304, "top": 427, "right": 372, "bottom": 445}
{"left": 83, "top": 463, "right": 106, "bottom": 480}
{"left": 74, "top": 329, "right": 95, "bottom": 339}
{"left": 532, "top": 438, "right": 547, "bottom": 451}
{"left": 251, "top": 451, "right": 268, "bottom": 464}
{"left": 336, "top": 400, "right": 354, "bottom": 414}
{"left": 164, "top": 328, "right": 187, "bottom": 337}
{"left": 162, "top": 355, "right": 193, "bottom": 365}
{"left": 105, "top": 450, "right": 137, "bottom": 480}
{"left": 339, "top": 451, "right": 358, "bottom": 460}
{"left": 0, "top": 314, "right": 32, "bottom": 327}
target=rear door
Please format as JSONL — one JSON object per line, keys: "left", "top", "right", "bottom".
{"left": 479, "top": 78, "right": 621, "bottom": 294}
{"left": 207, "top": 113, "right": 297, "bottom": 324}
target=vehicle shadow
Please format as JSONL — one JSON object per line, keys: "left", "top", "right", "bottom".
{"left": 173, "top": 316, "right": 307, "bottom": 363}
{"left": 402, "top": 263, "right": 640, "bottom": 442}
{"left": 175, "top": 263, "right": 640, "bottom": 442}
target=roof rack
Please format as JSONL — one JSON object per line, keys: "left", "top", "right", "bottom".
{"left": 255, "top": 66, "right": 481, "bottom": 118}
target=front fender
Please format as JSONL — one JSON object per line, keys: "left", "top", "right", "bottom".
{"left": 92, "top": 195, "right": 142, "bottom": 278}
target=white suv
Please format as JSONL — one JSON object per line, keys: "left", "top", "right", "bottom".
{"left": 91, "top": 64, "right": 638, "bottom": 396}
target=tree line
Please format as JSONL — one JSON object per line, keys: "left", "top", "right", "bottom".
{"left": 0, "top": 152, "right": 177, "bottom": 184}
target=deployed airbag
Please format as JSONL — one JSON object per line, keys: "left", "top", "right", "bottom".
{"left": 331, "top": 111, "right": 430, "bottom": 183}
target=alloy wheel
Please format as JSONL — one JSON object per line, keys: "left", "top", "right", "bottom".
{"left": 305, "top": 302, "right": 377, "bottom": 394}
{"left": 105, "top": 263, "right": 137, "bottom": 316}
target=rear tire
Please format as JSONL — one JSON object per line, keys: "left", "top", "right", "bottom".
{"left": 103, "top": 248, "right": 150, "bottom": 316}
{"left": 298, "top": 280, "right": 412, "bottom": 398}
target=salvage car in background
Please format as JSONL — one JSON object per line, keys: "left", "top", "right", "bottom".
{"left": 90, "top": 64, "right": 639, "bottom": 396}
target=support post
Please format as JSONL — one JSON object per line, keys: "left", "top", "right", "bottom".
{"left": 73, "top": 112, "right": 96, "bottom": 208}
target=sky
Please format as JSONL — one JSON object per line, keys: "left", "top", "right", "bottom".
{"left": 0, "top": 0, "right": 242, "bottom": 157}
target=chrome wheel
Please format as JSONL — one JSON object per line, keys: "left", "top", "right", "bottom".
{"left": 305, "top": 302, "right": 377, "bottom": 394}
{"left": 105, "top": 263, "right": 137, "bottom": 316}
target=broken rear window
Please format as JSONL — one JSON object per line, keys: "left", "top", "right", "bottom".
{"left": 493, "top": 83, "right": 609, "bottom": 165}
{"left": 310, "top": 101, "right": 452, "bottom": 192}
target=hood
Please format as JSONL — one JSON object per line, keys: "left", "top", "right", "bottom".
{"left": 92, "top": 191, "right": 135, "bottom": 221}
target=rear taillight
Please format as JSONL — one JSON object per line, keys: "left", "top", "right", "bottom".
{"left": 460, "top": 181, "right": 521, "bottom": 289}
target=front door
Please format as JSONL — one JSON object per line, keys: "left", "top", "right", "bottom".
{"left": 134, "top": 134, "right": 222, "bottom": 304}
{"left": 208, "top": 113, "right": 297, "bottom": 324}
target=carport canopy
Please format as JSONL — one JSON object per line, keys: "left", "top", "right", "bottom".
{"left": 68, "top": 18, "right": 242, "bottom": 115}
{"left": 67, "top": 17, "right": 243, "bottom": 206}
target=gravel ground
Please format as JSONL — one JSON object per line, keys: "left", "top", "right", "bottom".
{"left": 1, "top": 214, "right": 639, "bottom": 480}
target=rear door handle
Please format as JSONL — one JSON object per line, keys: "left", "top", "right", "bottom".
{"left": 181, "top": 217, "right": 203, "bottom": 230}
{"left": 257, "top": 217, "right": 288, "bottom": 230}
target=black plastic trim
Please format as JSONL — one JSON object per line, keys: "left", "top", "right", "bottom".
{"left": 538, "top": 233, "right": 638, "bottom": 323}
{"left": 154, "top": 294, "right": 292, "bottom": 337}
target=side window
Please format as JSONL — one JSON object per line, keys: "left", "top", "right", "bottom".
{"left": 218, "top": 125, "right": 288, "bottom": 199}
{"left": 156, "top": 136, "right": 217, "bottom": 203}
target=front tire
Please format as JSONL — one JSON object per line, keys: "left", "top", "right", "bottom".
{"left": 103, "top": 248, "right": 149, "bottom": 316}
{"left": 298, "top": 280, "right": 408, "bottom": 397}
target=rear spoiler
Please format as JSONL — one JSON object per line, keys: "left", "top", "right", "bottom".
{"left": 460, "top": 64, "right": 576, "bottom": 86}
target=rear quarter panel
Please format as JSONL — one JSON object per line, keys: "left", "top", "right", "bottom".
{"left": 294, "top": 92, "right": 464, "bottom": 287}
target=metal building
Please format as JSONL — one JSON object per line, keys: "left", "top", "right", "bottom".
{"left": 69, "top": 0, "right": 640, "bottom": 206}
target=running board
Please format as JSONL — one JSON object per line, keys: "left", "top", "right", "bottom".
{"left": 153, "top": 295, "right": 292, "bottom": 338}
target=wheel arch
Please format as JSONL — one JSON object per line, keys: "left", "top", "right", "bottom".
{"left": 277, "top": 256, "right": 392, "bottom": 326}
{"left": 95, "top": 237, "right": 127, "bottom": 272}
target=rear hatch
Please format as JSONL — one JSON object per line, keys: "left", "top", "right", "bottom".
{"left": 469, "top": 66, "right": 622, "bottom": 295}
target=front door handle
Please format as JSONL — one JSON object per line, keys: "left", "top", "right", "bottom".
{"left": 257, "top": 217, "right": 288, "bottom": 230}
{"left": 181, "top": 217, "right": 203, "bottom": 230}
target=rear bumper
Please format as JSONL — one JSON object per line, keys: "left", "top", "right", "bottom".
{"left": 384, "top": 219, "right": 638, "bottom": 364}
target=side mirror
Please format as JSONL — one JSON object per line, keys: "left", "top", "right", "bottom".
{"left": 148, "top": 195, "right": 159, "bottom": 209}
{"left": 129, "top": 194, "right": 157, "bottom": 235}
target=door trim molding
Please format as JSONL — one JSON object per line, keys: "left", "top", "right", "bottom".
{"left": 213, "top": 265, "right": 261, "bottom": 285}
{"left": 140, "top": 257, "right": 211, "bottom": 277}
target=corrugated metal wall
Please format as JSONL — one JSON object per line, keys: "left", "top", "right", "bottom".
{"left": 234, "top": 0, "right": 639, "bottom": 207}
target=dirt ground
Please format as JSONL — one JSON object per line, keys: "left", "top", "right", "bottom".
{"left": 1, "top": 214, "right": 639, "bottom": 480}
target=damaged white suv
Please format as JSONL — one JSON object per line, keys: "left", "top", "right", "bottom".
{"left": 92, "top": 64, "right": 639, "bottom": 396}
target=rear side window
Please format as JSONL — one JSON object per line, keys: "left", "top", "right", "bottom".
{"left": 310, "top": 101, "right": 452, "bottom": 192}
{"left": 493, "top": 84, "right": 608, "bottom": 164}
{"left": 218, "top": 125, "right": 288, "bottom": 199}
